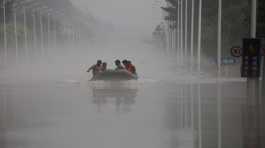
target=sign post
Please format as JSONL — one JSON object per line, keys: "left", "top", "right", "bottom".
{"left": 262, "top": 47, "right": 265, "bottom": 96}
{"left": 241, "top": 39, "right": 261, "bottom": 78}
{"left": 243, "top": 1, "right": 262, "bottom": 144}
{"left": 246, "top": 0, "right": 260, "bottom": 104}
{"left": 231, "top": 46, "right": 242, "bottom": 57}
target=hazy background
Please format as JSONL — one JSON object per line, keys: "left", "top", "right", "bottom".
{"left": 71, "top": 0, "right": 164, "bottom": 36}
{"left": 0, "top": 0, "right": 183, "bottom": 85}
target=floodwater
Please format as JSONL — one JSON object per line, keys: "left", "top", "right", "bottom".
{"left": 0, "top": 34, "right": 264, "bottom": 148}
{"left": 1, "top": 64, "right": 264, "bottom": 148}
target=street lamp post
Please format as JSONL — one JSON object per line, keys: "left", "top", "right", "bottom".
{"left": 12, "top": 0, "right": 42, "bottom": 60}
{"left": 180, "top": 0, "right": 184, "bottom": 64}
{"left": 190, "top": 0, "right": 195, "bottom": 72}
{"left": 169, "top": 23, "right": 172, "bottom": 52}
{"left": 246, "top": 0, "right": 260, "bottom": 110}
{"left": 53, "top": 19, "right": 57, "bottom": 49}
{"left": 23, "top": 6, "right": 29, "bottom": 60}
{"left": 32, "top": 10, "right": 37, "bottom": 51}
{"left": 184, "top": 0, "right": 188, "bottom": 59}
{"left": 175, "top": 3, "right": 180, "bottom": 61}
{"left": 251, "top": 0, "right": 257, "bottom": 38}
{"left": 172, "top": 17, "right": 176, "bottom": 50}
{"left": 13, "top": 4, "right": 18, "bottom": 63}
{"left": 40, "top": 7, "right": 55, "bottom": 56}
{"left": 47, "top": 13, "right": 51, "bottom": 49}
{"left": 39, "top": 11, "right": 44, "bottom": 57}
{"left": 217, "top": 0, "right": 222, "bottom": 76}
{"left": 168, "top": 17, "right": 172, "bottom": 49}
{"left": 36, "top": 6, "right": 51, "bottom": 56}
{"left": 3, "top": 0, "right": 8, "bottom": 64}
{"left": 52, "top": 10, "right": 66, "bottom": 49}
{"left": 197, "top": 0, "right": 202, "bottom": 73}
{"left": 52, "top": 11, "right": 65, "bottom": 49}
{"left": 178, "top": 0, "right": 181, "bottom": 62}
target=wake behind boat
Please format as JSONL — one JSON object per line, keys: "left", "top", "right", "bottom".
{"left": 91, "top": 70, "right": 138, "bottom": 81}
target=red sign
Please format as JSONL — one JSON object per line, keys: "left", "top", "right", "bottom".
{"left": 231, "top": 46, "right": 242, "bottom": 57}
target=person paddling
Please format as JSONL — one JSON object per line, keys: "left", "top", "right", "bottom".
{"left": 87, "top": 60, "right": 102, "bottom": 76}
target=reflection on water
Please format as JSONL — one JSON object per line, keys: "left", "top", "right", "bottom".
{"left": 164, "top": 81, "right": 265, "bottom": 148}
{"left": 164, "top": 84, "right": 195, "bottom": 148}
{"left": 242, "top": 86, "right": 265, "bottom": 148}
{"left": 90, "top": 81, "right": 138, "bottom": 113}
{"left": 0, "top": 79, "right": 264, "bottom": 148}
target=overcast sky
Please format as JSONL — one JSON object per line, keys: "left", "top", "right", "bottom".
{"left": 71, "top": 0, "right": 164, "bottom": 34}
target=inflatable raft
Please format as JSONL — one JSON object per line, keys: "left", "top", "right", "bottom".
{"left": 91, "top": 70, "right": 138, "bottom": 81}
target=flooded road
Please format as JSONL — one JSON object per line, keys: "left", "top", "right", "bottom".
{"left": 1, "top": 0, "right": 264, "bottom": 147}
{"left": 1, "top": 71, "right": 264, "bottom": 148}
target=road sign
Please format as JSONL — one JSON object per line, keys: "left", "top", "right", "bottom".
{"left": 241, "top": 38, "right": 261, "bottom": 78}
{"left": 230, "top": 46, "right": 242, "bottom": 57}
{"left": 221, "top": 57, "right": 237, "bottom": 65}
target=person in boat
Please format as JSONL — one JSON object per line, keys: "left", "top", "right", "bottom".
{"left": 115, "top": 60, "right": 125, "bottom": 70}
{"left": 101, "top": 62, "right": 107, "bottom": 72}
{"left": 87, "top": 60, "right": 102, "bottom": 76}
{"left": 127, "top": 61, "right": 137, "bottom": 74}
{"left": 122, "top": 60, "right": 129, "bottom": 70}
{"left": 122, "top": 60, "right": 137, "bottom": 75}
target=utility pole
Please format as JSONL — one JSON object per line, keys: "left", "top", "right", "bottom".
{"left": 177, "top": 1, "right": 182, "bottom": 64}
{"left": 39, "top": 11, "right": 44, "bottom": 57}
{"left": 197, "top": 0, "right": 202, "bottom": 73}
{"left": 178, "top": 0, "right": 182, "bottom": 61}
{"left": 178, "top": 0, "right": 183, "bottom": 65}
{"left": 184, "top": 0, "right": 188, "bottom": 58}
{"left": 32, "top": 10, "right": 37, "bottom": 51}
{"left": 3, "top": 0, "right": 7, "bottom": 64}
{"left": 190, "top": 0, "right": 195, "bottom": 72}
{"left": 13, "top": 4, "right": 18, "bottom": 63}
{"left": 247, "top": 0, "right": 260, "bottom": 127}
{"left": 248, "top": 0, "right": 259, "bottom": 83}
{"left": 53, "top": 19, "right": 57, "bottom": 49}
{"left": 47, "top": 13, "right": 51, "bottom": 53}
{"left": 251, "top": 0, "right": 257, "bottom": 38}
{"left": 217, "top": 0, "right": 222, "bottom": 76}
{"left": 244, "top": 1, "right": 262, "bottom": 146}
{"left": 171, "top": 17, "right": 174, "bottom": 50}
{"left": 23, "top": 7, "right": 28, "bottom": 60}
{"left": 217, "top": 3, "right": 223, "bottom": 147}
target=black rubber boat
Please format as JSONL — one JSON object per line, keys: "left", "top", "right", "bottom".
{"left": 91, "top": 70, "right": 138, "bottom": 81}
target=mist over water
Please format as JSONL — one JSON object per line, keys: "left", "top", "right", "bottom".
{"left": 0, "top": 0, "right": 193, "bottom": 85}
{"left": 0, "top": 29, "right": 188, "bottom": 87}
{"left": 0, "top": 24, "right": 195, "bottom": 148}
{"left": 1, "top": 1, "right": 264, "bottom": 148}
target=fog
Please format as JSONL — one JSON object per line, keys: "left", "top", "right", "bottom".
{"left": 0, "top": 0, "right": 186, "bottom": 84}
{"left": 1, "top": 0, "right": 263, "bottom": 148}
{"left": 71, "top": 0, "right": 164, "bottom": 34}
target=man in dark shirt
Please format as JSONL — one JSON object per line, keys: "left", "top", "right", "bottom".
{"left": 115, "top": 60, "right": 124, "bottom": 70}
